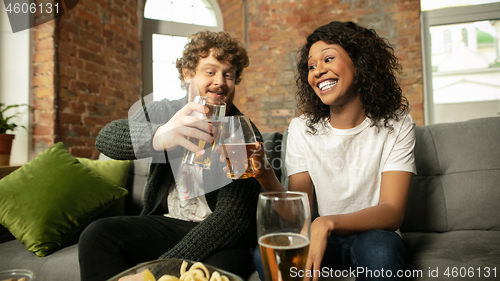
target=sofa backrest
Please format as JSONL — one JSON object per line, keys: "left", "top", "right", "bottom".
{"left": 401, "top": 116, "right": 500, "bottom": 233}
{"left": 98, "top": 153, "right": 150, "bottom": 216}
{"left": 123, "top": 158, "right": 150, "bottom": 215}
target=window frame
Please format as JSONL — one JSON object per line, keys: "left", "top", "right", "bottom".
{"left": 421, "top": 2, "right": 500, "bottom": 124}
{"left": 141, "top": 0, "right": 224, "bottom": 98}
{"left": 0, "top": 4, "right": 31, "bottom": 164}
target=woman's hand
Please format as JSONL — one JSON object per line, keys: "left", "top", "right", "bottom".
{"left": 118, "top": 271, "right": 144, "bottom": 281}
{"left": 152, "top": 102, "right": 213, "bottom": 154}
{"left": 305, "top": 217, "right": 333, "bottom": 281}
{"left": 251, "top": 142, "right": 274, "bottom": 180}
{"left": 216, "top": 142, "right": 273, "bottom": 178}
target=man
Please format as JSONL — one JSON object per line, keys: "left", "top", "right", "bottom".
{"left": 78, "top": 30, "right": 262, "bottom": 281}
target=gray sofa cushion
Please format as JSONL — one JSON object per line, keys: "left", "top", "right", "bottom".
{"left": 0, "top": 239, "right": 80, "bottom": 280}
{"left": 401, "top": 117, "right": 500, "bottom": 233}
{"left": 403, "top": 231, "right": 500, "bottom": 280}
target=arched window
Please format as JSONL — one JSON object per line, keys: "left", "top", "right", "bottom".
{"left": 142, "top": 0, "right": 223, "bottom": 101}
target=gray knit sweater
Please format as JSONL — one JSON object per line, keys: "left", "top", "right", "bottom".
{"left": 95, "top": 96, "right": 262, "bottom": 266}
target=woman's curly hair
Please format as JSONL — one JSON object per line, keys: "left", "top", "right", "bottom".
{"left": 176, "top": 30, "right": 249, "bottom": 88}
{"left": 296, "top": 21, "right": 409, "bottom": 134}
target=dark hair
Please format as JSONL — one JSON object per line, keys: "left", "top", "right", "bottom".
{"left": 176, "top": 30, "right": 249, "bottom": 88}
{"left": 296, "top": 21, "right": 409, "bottom": 134}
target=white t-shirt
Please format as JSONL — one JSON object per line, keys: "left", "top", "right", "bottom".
{"left": 286, "top": 113, "right": 416, "bottom": 217}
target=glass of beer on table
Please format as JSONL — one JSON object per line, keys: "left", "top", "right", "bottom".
{"left": 257, "top": 191, "right": 311, "bottom": 281}
{"left": 219, "top": 116, "right": 258, "bottom": 179}
{"left": 182, "top": 96, "right": 226, "bottom": 170}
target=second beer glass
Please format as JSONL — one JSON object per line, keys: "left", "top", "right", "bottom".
{"left": 257, "top": 191, "right": 311, "bottom": 281}
{"left": 219, "top": 116, "right": 258, "bottom": 179}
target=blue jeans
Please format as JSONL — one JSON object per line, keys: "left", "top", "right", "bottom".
{"left": 254, "top": 230, "right": 406, "bottom": 280}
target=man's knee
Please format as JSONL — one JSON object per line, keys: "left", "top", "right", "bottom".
{"left": 79, "top": 217, "right": 120, "bottom": 248}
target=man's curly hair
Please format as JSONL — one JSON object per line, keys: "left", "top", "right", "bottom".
{"left": 296, "top": 21, "right": 409, "bottom": 134}
{"left": 176, "top": 30, "right": 249, "bottom": 88}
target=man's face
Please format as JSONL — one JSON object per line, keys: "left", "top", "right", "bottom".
{"left": 184, "top": 50, "right": 237, "bottom": 113}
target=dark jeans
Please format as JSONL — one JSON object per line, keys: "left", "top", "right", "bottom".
{"left": 254, "top": 229, "right": 406, "bottom": 280}
{"left": 79, "top": 215, "right": 253, "bottom": 281}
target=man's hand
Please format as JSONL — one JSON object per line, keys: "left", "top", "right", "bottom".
{"left": 153, "top": 102, "right": 213, "bottom": 154}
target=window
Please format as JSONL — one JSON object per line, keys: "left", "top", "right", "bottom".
{"left": 142, "top": 0, "right": 223, "bottom": 101}
{"left": 0, "top": 4, "right": 31, "bottom": 164}
{"left": 421, "top": 1, "right": 500, "bottom": 124}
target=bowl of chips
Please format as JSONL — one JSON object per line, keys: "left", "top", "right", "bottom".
{"left": 107, "top": 259, "right": 243, "bottom": 281}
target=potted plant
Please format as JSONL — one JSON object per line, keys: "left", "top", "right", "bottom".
{"left": 0, "top": 103, "right": 31, "bottom": 166}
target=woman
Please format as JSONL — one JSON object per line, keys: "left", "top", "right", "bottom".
{"left": 253, "top": 21, "right": 416, "bottom": 281}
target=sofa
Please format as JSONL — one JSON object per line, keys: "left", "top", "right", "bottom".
{"left": 1, "top": 116, "right": 499, "bottom": 281}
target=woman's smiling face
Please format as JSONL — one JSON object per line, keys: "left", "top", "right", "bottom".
{"left": 307, "top": 41, "right": 358, "bottom": 108}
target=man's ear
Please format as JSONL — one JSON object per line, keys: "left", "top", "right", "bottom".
{"left": 182, "top": 68, "right": 194, "bottom": 81}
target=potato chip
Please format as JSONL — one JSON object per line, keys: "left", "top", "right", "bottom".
{"left": 143, "top": 269, "right": 156, "bottom": 281}
{"left": 158, "top": 275, "right": 180, "bottom": 281}
{"left": 157, "top": 260, "right": 229, "bottom": 281}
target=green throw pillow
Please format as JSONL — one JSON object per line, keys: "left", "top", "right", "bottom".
{"left": 77, "top": 157, "right": 131, "bottom": 217}
{"left": 0, "top": 142, "right": 128, "bottom": 257}
{"left": 77, "top": 157, "right": 130, "bottom": 187}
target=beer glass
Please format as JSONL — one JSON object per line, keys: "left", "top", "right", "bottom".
{"left": 219, "top": 116, "right": 258, "bottom": 179}
{"left": 182, "top": 96, "right": 226, "bottom": 170}
{"left": 257, "top": 191, "right": 311, "bottom": 281}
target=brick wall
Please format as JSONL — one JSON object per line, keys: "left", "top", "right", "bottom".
{"left": 30, "top": 0, "right": 423, "bottom": 158}
{"left": 32, "top": 0, "right": 142, "bottom": 159}
{"left": 32, "top": 15, "right": 57, "bottom": 158}
{"left": 221, "top": 0, "right": 424, "bottom": 133}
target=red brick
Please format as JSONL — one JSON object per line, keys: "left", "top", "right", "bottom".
{"left": 69, "top": 101, "right": 86, "bottom": 113}
{"left": 70, "top": 147, "right": 93, "bottom": 158}
{"left": 88, "top": 41, "right": 102, "bottom": 53}
{"left": 78, "top": 49, "right": 104, "bottom": 64}
{"left": 33, "top": 50, "right": 55, "bottom": 63}
{"left": 103, "top": 29, "right": 114, "bottom": 38}
{"left": 76, "top": 7, "right": 102, "bottom": 26}
{"left": 70, "top": 125, "right": 90, "bottom": 136}
{"left": 69, "top": 80, "right": 88, "bottom": 92}
{"left": 88, "top": 83, "right": 100, "bottom": 93}
{"left": 34, "top": 111, "right": 55, "bottom": 123}
{"left": 59, "top": 113, "right": 83, "bottom": 125}
{"left": 35, "top": 37, "right": 54, "bottom": 51}
{"left": 33, "top": 125, "right": 54, "bottom": 136}
{"left": 33, "top": 62, "right": 55, "bottom": 74}
{"left": 33, "top": 99, "right": 55, "bottom": 110}
{"left": 58, "top": 42, "right": 77, "bottom": 56}
{"left": 33, "top": 75, "right": 54, "bottom": 87}
{"left": 83, "top": 116, "right": 107, "bottom": 126}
